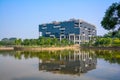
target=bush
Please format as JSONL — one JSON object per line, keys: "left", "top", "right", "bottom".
{"left": 112, "top": 38, "right": 120, "bottom": 46}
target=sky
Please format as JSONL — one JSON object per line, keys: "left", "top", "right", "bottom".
{"left": 0, "top": 0, "right": 120, "bottom": 40}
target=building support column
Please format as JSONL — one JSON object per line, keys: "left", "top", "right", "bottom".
{"left": 69, "top": 34, "right": 70, "bottom": 41}
{"left": 74, "top": 34, "right": 75, "bottom": 44}
{"left": 60, "top": 35, "right": 62, "bottom": 41}
{"left": 79, "top": 35, "right": 81, "bottom": 44}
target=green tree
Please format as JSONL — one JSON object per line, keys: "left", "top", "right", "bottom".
{"left": 114, "top": 30, "right": 120, "bottom": 38}
{"left": 29, "top": 39, "right": 37, "bottom": 46}
{"left": 104, "top": 30, "right": 120, "bottom": 38}
{"left": 104, "top": 32, "right": 113, "bottom": 38}
{"left": 15, "top": 38, "right": 22, "bottom": 45}
{"left": 22, "top": 39, "right": 30, "bottom": 45}
{"left": 101, "top": 3, "right": 120, "bottom": 30}
{"left": 51, "top": 38, "right": 58, "bottom": 46}
{"left": 101, "top": 2, "right": 120, "bottom": 31}
{"left": 113, "top": 38, "right": 120, "bottom": 46}
{"left": 0, "top": 37, "right": 17, "bottom": 45}
{"left": 61, "top": 39, "right": 69, "bottom": 46}
{"left": 38, "top": 37, "right": 45, "bottom": 46}
{"left": 94, "top": 37, "right": 112, "bottom": 47}
{"left": 45, "top": 37, "right": 51, "bottom": 46}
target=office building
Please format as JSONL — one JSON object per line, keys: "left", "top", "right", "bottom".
{"left": 39, "top": 19, "right": 96, "bottom": 44}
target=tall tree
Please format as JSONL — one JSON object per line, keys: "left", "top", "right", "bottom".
{"left": 101, "top": 2, "right": 120, "bottom": 31}
{"left": 15, "top": 38, "right": 22, "bottom": 45}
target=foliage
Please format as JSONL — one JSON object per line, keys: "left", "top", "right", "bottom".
{"left": 94, "top": 37, "right": 112, "bottom": 47}
{"left": 0, "top": 38, "right": 17, "bottom": 45}
{"left": 104, "top": 30, "right": 120, "bottom": 38}
{"left": 94, "top": 50, "right": 120, "bottom": 64}
{"left": 0, "top": 37, "right": 74, "bottom": 47}
{"left": 112, "top": 38, "right": 120, "bottom": 46}
{"left": 94, "top": 37, "right": 120, "bottom": 47}
{"left": 81, "top": 36, "right": 120, "bottom": 47}
{"left": 101, "top": 2, "right": 120, "bottom": 31}
{"left": 14, "top": 50, "right": 74, "bottom": 60}
{"left": 15, "top": 39, "right": 22, "bottom": 45}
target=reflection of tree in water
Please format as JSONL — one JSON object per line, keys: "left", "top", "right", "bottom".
{"left": 94, "top": 50, "right": 120, "bottom": 64}
{"left": 14, "top": 50, "right": 74, "bottom": 60}
{"left": 0, "top": 50, "right": 15, "bottom": 57}
{"left": 0, "top": 49, "right": 120, "bottom": 65}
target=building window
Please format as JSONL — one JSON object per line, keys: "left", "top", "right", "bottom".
{"left": 88, "top": 31, "right": 91, "bottom": 34}
{"left": 61, "top": 30, "right": 65, "bottom": 32}
{"left": 46, "top": 32, "right": 51, "bottom": 34}
{"left": 61, "top": 36, "right": 65, "bottom": 38}
{"left": 69, "top": 35, "right": 74, "bottom": 41}
{"left": 75, "top": 36, "right": 79, "bottom": 40}
{"left": 60, "top": 32, "right": 64, "bottom": 35}
{"left": 82, "top": 32, "right": 85, "bottom": 36}
{"left": 53, "top": 25, "right": 61, "bottom": 28}
{"left": 50, "top": 35, "right": 55, "bottom": 38}
{"left": 84, "top": 27, "right": 87, "bottom": 30}
{"left": 74, "top": 22, "right": 79, "bottom": 27}
{"left": 75, "top": 42, "right": 79, "bottom": 44}
{"left": 88, "top": 28, "right": 91, "bottom": 31}
{"left": 59, "top": 27, "right": 65, "bottom": 30}
{"left": 93, "top": 29, "right": 95, "bottom": 32}
{"left": 66, "top": 35, "right": 69, "bottom": 39}
{"left": 42, "top": 27, "right": 47, "bottom": 29}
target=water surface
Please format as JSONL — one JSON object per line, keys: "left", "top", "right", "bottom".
{"left": 0, "top": 49, "right": 120, "bottom": 80}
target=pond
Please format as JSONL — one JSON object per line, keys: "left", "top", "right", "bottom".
{"left": 0, "top": 49, "right": 120, "bottom": 80}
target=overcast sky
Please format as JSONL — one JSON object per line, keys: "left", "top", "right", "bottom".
{"left": 0, "top": 0, "right": 120, "bottom": 40}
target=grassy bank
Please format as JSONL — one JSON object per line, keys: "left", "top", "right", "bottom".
{"left": 0, "top": 46, "right": 14, "bottom": 50}
{"left": 14, "top": 45, "right": 80, "bottom": 51}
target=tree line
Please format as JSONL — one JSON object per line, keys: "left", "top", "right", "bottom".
{"left": 0, "top": 37, "right": 74, "bottom": 47}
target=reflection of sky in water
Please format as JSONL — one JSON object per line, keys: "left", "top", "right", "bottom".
{"left": 0, "top": 50, "right": 120, "bottom": 80}
{"left": 84, "top": 59, "right": 120, "bottom": 80}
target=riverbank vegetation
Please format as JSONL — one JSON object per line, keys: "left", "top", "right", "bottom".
{"left": 81, "top": 36, "right": 120, "bottom": 47}
{"left": 0, "top": 37, "right": 74, "bottom": 47}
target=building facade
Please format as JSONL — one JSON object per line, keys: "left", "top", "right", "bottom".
{"left": 39, "top": 19, "right": 96, "bottom": 44}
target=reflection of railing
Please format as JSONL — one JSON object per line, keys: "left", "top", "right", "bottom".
{"left": 39, "top": 50, "right": 97, "bottom": 75}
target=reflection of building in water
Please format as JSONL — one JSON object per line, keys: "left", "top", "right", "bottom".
{"left": 39, "top": 50, "right": 97, "bottom": 75}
